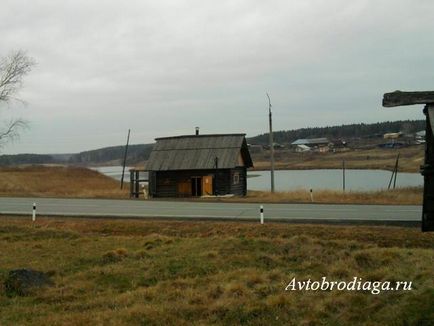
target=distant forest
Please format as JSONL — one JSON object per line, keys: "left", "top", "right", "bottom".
{"left": 0, "top": 120, "right": 425, "bottom": 166}
{"left": 247, "top": 120, "right": 425, "bottom": 145}
{"left": 0, "top": 154, "right": 57, "bottom": 166}
{"left": 0, "top": 144, "right": 154, "bottom": 167}
{"left": 68, "top": 144, "right": 154, "bottom": 165}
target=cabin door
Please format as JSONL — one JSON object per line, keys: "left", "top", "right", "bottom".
{"left": 202, "top": 175, "right": 213, "bottom": 195}
{"left": 177, "top": 180, "right": 191, "bottom": 197}
{"left": 191, "top": 177, "right": 202, "bottom": 196}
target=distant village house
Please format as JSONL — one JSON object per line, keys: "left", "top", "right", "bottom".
{"left": 291, "top": 138, "right": 331, "bottom": 152}
{"left": 415, "top": 130, "right": 425, "bottom": 144}
{"left": 294, "top": 144, "right": 311, "bottom": 153}
{"left": 247, "top": 144, "right": 264, "bottom": 153}
{"left": 383, "top": 132, "right": 403, "bottom": 140}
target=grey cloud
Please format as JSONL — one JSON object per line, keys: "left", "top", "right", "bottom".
{"left": 0, "top": 0, "right": 430, "bottom": 153}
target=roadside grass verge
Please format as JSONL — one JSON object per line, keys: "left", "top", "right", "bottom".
{"left": 0, "top": 217, "right": 432, "bottom": 325}
{"left": 235, "top": 187, "right": 422, "bottom": 205}
{"left": 0, "top": 166, "right": 128, "bottom": 198}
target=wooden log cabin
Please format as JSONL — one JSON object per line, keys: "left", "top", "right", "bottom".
{"left": 146, "top": 133, "right": 253, "bottom": 197}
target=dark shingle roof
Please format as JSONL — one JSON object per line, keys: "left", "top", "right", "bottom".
{"left": 146, "top": 134, "right": 253, "bottom": 171}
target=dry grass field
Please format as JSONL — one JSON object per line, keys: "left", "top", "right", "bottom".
{"left": 0, "top": 217, "right": 432, "bottom": 325}
{"left": 252, "top": 145, "right": 424, "bottom": 173}
{"left": 233, "top": 187, "right": 422, "bottom": 205}
{"left": 0, "top": 165, "right": 423, "bottom": 205}
{"left": 0, "top": 166, "right": 129, "bottom": 198}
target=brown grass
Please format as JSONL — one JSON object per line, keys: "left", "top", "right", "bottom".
{"left": 233, "top": 187, "right": 422, "bottom": 205}
{"left": 0, "top": 217, "right": 432, "bottom": 325}
{"left": 252, "top": 145, "right": 424, "bottom": 173}
{"left": 0, "top": 165, "right": 422, "bottom": 205}
{"left": 0, "top": 165, "right": 129, "bottom": 198}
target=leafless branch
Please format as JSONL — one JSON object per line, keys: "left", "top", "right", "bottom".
{"left": 0, "top": 118, "right": 28, "bottom": 149}
{"left": 0, "top": 50, "right": 35, "bottom": 104}
{"left": 0, "top": 50, "right": 34, "bottom": 150}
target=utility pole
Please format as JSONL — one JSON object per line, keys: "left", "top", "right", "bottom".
{"left": 120, "top": 129, "right": 130, "bottom": 189}
{"left": 267, "top": 93, "right": 275, "bottom": 193}
{"left": 342, "top": 160, "right": 346, "bottom": 192}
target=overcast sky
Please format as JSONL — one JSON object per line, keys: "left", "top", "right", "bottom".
{"left": 1, "top": 0, "right": 432, "bottom": 154}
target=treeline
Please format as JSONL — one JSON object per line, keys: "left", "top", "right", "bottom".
{"left": 0, "top": 154, "right": 56, "bottom": 166}
{"left": 0, "top": 144, "right": 154, "bottom": 166}
{"left": 248, "top": 120, "right": 425, "bottom": 145}
{"left": 68, "top": 144, "right": 154, "bottom": 165}
{"left": 1, "top": 120, "right": 426, "bottom": 166}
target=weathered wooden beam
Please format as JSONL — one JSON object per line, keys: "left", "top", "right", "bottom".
{"left": 422, "top": 104, "right": 434, "bottom": 231}
{"left": 383, "top": 91, "right": 434, "bottom": 107}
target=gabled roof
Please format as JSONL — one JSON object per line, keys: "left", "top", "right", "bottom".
{"left": 291, "top": 138, "right": 330, "bottom": 145}
{"left": 146, "top": 134, "right": 253, "bottom": 171}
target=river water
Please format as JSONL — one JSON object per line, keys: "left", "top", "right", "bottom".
{"left": 92, "top": 166, "right": 422, "bottom": 192}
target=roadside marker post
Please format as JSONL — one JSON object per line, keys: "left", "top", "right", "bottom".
{"left": 260, "top": 205, "right": 264, "bottom": 224}
{"left": 32, "top": 203, "right": 36, "bottom": 222}
{"left": 310, "top": 189, "right": 314, "bottom": 202}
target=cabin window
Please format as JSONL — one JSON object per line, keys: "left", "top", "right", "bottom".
{"left": 233, "top": 172, "right": 240, "bottom": 185}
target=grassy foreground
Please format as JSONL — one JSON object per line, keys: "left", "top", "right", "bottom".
{"left": 0, "top": 217, "right": 433, "bottom": 325}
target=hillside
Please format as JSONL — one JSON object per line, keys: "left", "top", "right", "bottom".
{"left": 0, "top": 119, "right": 425, "bottom": 166}
{"left": 0, "top": 154, "right": 57, "bottom": 166}
{"left": 0, "top": 144, "right": 154, "bottom": 167}
{"left": 252, "top": 145, "right": 424, "bottom": 173}
{"left": 248, "top": 120, "right": 425, "bottom": 145}
{"left": 68, "top": 143, "right": 154, "bottom": 166}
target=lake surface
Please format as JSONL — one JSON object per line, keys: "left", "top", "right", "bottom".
{"left": 247, "top": 169, "right": 422, "bottom": 191}
{"left": 92, "top": 166, "right": 422, "bottom": 192}
{"left": 91, "top": 166, "right": 134, "bottom": 181}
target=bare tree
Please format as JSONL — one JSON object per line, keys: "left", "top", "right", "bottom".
{"left": 0, "top": 50, "right": 35, "bottom": 149}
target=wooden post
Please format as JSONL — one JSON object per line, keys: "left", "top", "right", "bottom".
{"left": 382, "top": 90, "right": 434, "bottom": 231}
{"left": 214, "top": 157, "right": 218, "bottom": 196}
{"left": 129, "top": 170, "right": 134, "bottom": 198}
{"left": 388, "top": 153, "right": 400, "bottom": 190}
{"left": 267, "top": 93, "right": 275, "bottom": 193}
{"left": 393, "top": 153, "right": 400, "bottom": 189}
{"left": 383, "top": 91, "right": 434, "bottom": 107}
{"left": 342, "top": 160, "right": 346, "bottom": 192}
{"left": 135, "top": 170, "right": 140, "bottom": 198}
{"left": 121, "top": 129, "right": 130, "bottom": 189}
{"left": 387, "top": 170, "right": 395, "bottom": 190}
{"left": 421, "top": 105, "right": 434, "bottom": 231}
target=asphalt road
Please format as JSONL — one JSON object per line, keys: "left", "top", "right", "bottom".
{"left": 0, "top": 197, "right": 422, "bottom": 225}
